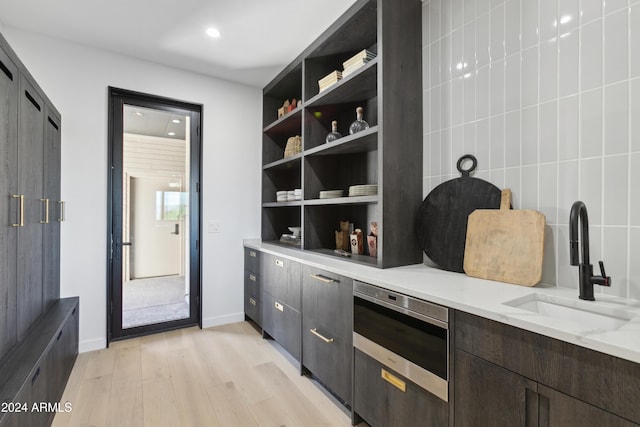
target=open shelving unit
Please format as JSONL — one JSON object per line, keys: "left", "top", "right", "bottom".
{"left": 260, "top": 0, "right": 423, "bottom": 268}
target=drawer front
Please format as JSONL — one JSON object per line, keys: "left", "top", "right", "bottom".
{"left": 244, "top": 270, "right": 260, "bottom": 298}
{"left": 262, "top": 292, "right": 301, "bottom": 361}
{"left": 244, "top": 292, "right": 260, "bottom": 325}
{"left": 261, "top": 253, "right": 301, "bottom": 310}
{"left": 244, "top": 247, "right": 260, "bottom": 272}
{"left": 354, "top": 349, "right": 448, "bottom": 427}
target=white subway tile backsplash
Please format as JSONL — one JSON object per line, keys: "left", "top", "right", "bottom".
{"left": 490, "top": 60, "right": 505, "bottom": 114}
{"left": 521, "top": 46, "right": 539, "bottom": 107}
{"left": 579, "top": 156, "right": 603, "bottom": 225}
{"left": 476, "top": 65, "right": 491, "bottom": 118}
{"left": 632, "top": 78, "right": 640, "bottom": 152}
{"left": 603, "top": 154, "right": 629, "bottom": 226}
{"left": 559, "top": 29, "right": 579, "bottom": 97}
{"left": 505, "top": 111, "right": 521, "bottom": 167}
{"left": 423, "top": 0, "right": 639, "bottom": 297}
{"left": 580, "top": 88, "right": 603, "bottom": 158}
{"left": 539, "top": 163, "right": 558, "bottom": 223}
{"left": 558, "top": 160, "right": 579, "bottom": 224}
{"left": 602, "top": 227, "right": 628, "bottom": 298}
{"left": 505, "top": 53, "right": 521, "bottom": 112}
{"left": 580, "top": 19, "right": 603, "bottom": 91}
{"left": 604, "top": 81, "right": 629, "bottom": 155}
{"left": 580, "top": 0, "right": 602, "bottom": 24}
{"left": 522, "top": 105, "right": 539, "bottom": 165}
{"left": 521, "top": 165, "right": 538, "bottom": 209}
{"left": 631, "top": 5, "right": 640, "bottom": 78}
{"left": 540, "top": 39, "right": 558, "bottom": 103}
{"left": 476, "top": 12, "right": 491, "bottom": 67}
{"left": 559, "top": 95, "right": 579, "bottom": 160}
{"left": 539, "top": 100, "right": 558, "bottom": 163}
{"left": 505, "top": 0, "right": 521, "bottom": 56}
{"left": 491, "top": 114, "right": 506, "bottom": 168}
{"left": 630, "top": 228, "right": 640, "bottom": 300}
{"left": 540, "top": 0, "right": 559, "bottom": 42}
{"left": 604, "top": 10, "right": 629, "bottom": 85}
{"left": 630, "top": 153, "right": 640, "bottom": 226}
{"left": 490, "top": 5, "right": 506, "bottom": 61}
{"left": 559, "top": 0, "right": 579, "bottom": 31}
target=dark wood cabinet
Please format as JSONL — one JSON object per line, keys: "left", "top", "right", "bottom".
{"left": 262, "top": 292, "right": 302, "bottom": 361}
{"left": 244, "top": 248, "right": 262, "bottom": 326}
{"left": 301, "top": 265, "right": 352, "bottom": 403}
{"left": 260, "top": 253, "right": 301, "bottom": 310}
{"left": 260, "top": 0, "right": 423, "bottom": 269}
{"left": 454, "top": 311, "right": 640, "bottom": 426}
{"left": 354, "top": 349, "right": 448, "bottom": 427}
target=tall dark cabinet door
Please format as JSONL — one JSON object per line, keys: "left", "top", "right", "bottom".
{"left": 0, "top": 44, "right": 19, "bottom": 359}
{"left": 17, "top": 75, "right": 45, "bottom": 340}
{"left": 43, "top": 105, "right": 61, "bottom": 310}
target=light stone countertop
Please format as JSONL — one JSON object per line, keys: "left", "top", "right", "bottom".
{"left": 244, "top": 239, "right": 640, "bottom": 364}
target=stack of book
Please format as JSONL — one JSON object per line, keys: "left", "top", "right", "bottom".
{"left": 342, "top": 49, "right": 376, "bottom": 78}
{"left": 318, "top": 70, "right": 342, "bottom": 92}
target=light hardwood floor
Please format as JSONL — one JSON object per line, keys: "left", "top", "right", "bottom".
{"left": 52, "top": 321, "right": 355, "bottom": 427}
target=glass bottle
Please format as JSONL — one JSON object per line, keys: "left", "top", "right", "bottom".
{"left": 349, "top": 106, "right": 369, "bottom": 135}
{"left": 325, "top": 120, "right": 343, "bottom": 143}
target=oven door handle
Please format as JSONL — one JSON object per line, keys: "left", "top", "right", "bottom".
{"left": 310, "top": 328, "right": 334, "bottom": 343}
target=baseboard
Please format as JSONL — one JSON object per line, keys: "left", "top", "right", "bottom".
{"left": 202, "top": 312, "right": 244, "bottom": 329}
{"left": 79, "top": 337, "right": 107, "bottom": 353}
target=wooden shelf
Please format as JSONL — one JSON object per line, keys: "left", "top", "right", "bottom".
{"left": 263, "top": 107, "right": 302, "bottom": 135}
{"left": 263, "top": 154, "right": 302, "bottom": 170}
{"left": 305, "top": 59, "right": 377, "bottom": 108}
{"left": 304, "top": 126, "right": 378, "bottom": 157}
{"left": 304, "top": 195, "right": 378, "bottom": 206}
{"left": 263, "top": 201, "right": 302, "bottom": 208}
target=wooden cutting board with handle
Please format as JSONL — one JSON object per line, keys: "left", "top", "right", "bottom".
{"left": 463, "top": 189, "right": 546, "bottom": 286}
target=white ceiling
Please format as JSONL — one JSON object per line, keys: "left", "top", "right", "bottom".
{"left": 0, "top": 0, "right": 358, "bottom": 87}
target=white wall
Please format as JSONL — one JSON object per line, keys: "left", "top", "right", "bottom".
{"left": 422, "top": 0, "right": 640, "bottom": 299}
{"left": 2, "top": 27, "right": 262, "bottom": 352}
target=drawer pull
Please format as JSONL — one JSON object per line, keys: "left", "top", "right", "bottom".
{"left": 275, "top": 259, "right": 284, "bottom": 267}
{"left": 249, "top": 250, "right": 257, "bottom": 257}
{"left": 11, "top": 195, "right": 24, "bottom": 227}
{"left": 310, "top": 274, "right": 336, "bottom": 284}
{"left": 40, "top": 198, "right": 50, "bottom": 224}
{"left": 381, "top": 368, "right": 406, "bottom": 392}
{"left": 310, "top": 328, "right": 334, "bottom": 343}
{"left": 249, "top": 298, "right": 256, "bottom": 306}
{"left": 274, "top": 301, "right": 284, "bottom": 312}
{"left": 249, "top": 274, "right": 256, "bottom": 281}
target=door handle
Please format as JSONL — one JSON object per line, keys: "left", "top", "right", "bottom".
{"left": 57, "top": 200, "right": 65, "bottom": 222}
{"left": 11, "top": 195, "right": 24, "bottom": 227}
{"left": 116, "top": 242, "right": 132, "bottom": 246}
{"left": 171, "top": 223, "right": 180, "bottom": 235}
{"left": 40, "top": 198, "right": 50, "bottom": 224}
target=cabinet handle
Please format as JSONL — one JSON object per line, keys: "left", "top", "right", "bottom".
{"left": 57, "top": 200, "right": 65, "bottom": 222}
{"left": 310, "top": 274, "right": 337, "bottom": 284}
{"left": 310, "top": 328, "right": 334, "bottom": 343}
{"left": 249, "top": 250, "right": 257, "bottom": 258}
{"left": 249, "top": 274, "right": 256, "bottom": 282}
{"left": 31, "top": 367, "right": 41, "bottom": 385}
{"left": 249, "top": 298, "right": 256, "bottom": 306}
{"left": 381, "top": 368, "right": 406, "bottom": 392}
{"left": 57, "top": 330, "right": 63, "bottom": 341}
{"left": 274, "top": 301, "right": 284, "bottom": 312}
{"left": 275, "top": 259, "right": 284, "bottom": 268}
{"left": 40, "top": 198, "right": 50, "bottom": 224}
{"left": 11, "top": 195, "right": 24, "bottom": 227}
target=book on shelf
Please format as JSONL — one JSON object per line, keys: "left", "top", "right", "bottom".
{"left": 342, "top": 49, "right": 376, "bottom": 69}
{"left": 318, "top": 70, "right": 342, "bottom": 92}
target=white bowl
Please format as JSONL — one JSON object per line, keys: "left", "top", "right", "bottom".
{"left": 288, "top": 227, "right": 301, "bottom": 237}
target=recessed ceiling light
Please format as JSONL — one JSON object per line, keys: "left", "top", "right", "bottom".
{"left": 172, "top": 119, "right": 181, "bottom": 124}
{"left": 206, "top": 27, "right": 221, "bottom": 38}
{"left": 168, "top": 132, "right": 176, "bottom": 136}
{"left": 134, "top": 111, "right": 144, "bottom": 117}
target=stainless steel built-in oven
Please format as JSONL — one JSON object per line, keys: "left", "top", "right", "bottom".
{"left": 353, "top": 280, "right": 449, "bottom": 401}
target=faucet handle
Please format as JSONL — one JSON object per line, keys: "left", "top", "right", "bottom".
{"left": 597, "top": 261, "right": 611, "bottom": 287}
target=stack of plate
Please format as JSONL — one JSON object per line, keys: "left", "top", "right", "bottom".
{"left": 276, "top": 191, "right": 288, "bottom": 202}
{"left": 319, "top": 189, "right": 344, "bottom": 199}
{"left": 289, "top": 189, "right": 302, "bottom": 201}
{"left": 348, "top": 184, "right": 378, "bottom": 197}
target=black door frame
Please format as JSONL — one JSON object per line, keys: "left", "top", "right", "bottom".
{"left": 107, "top": 87, "right": 202, "bottom": 343}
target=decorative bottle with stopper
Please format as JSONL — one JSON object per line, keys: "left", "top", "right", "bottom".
{"left": 325, "top": 120, "right": 343, "bottom": 143}
{"left": 349, "top": 106, "right": 369, "bottom": 135}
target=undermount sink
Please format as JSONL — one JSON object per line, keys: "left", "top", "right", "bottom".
{"left": 504, "top": 293, "right": 634, "bottom": 332}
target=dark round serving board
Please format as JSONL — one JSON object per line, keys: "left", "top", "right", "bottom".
{"left": 416, "top": 155, "right": 502, "bottom": 273}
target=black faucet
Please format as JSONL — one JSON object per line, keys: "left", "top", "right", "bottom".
{"left": 569, "top": 201, "right": 611, "bottom": 300}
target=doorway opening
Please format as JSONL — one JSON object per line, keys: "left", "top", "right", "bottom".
{"left": 107, "top": 88, "right": 202, "bottom": 342}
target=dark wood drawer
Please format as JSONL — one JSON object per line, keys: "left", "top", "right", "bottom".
{"left": 354, "top": 349, "right": 448, "bottom": 427}
{"left": 244, "top": 292, "right": 260, "bottom": 325}
{"left": 262, "top": 292, "right": 301, "bottom": 361}
{"left": 455, "top": 310, "right": 640, "bottom": 424}
{"left": 261, "top": 253, "right": 301, "bottom": 310}
{"left": 244, "top": 247, "right": 260, "bottom": 272}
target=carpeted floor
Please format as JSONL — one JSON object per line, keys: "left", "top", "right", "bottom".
{"left": 122, "top": 275, "right": 190, "bottom": 329}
